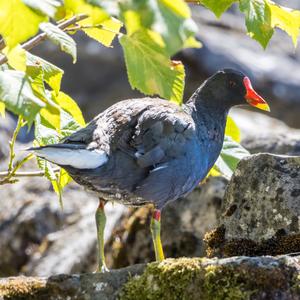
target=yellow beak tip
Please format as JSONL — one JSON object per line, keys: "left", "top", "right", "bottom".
{"left": 256, "top": 103, "right": 271, "bottom": 112}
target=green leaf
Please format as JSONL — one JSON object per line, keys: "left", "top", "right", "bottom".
{"left": 156, "top": 0, "right": 200, "bottom": 55}
{"left": 120, "top": 30, "right": 185, "bottom": 103}
{"left": 36, "top": 154, "right": 66, "bottom": 209}
{"left": 26, "top": 65, "right": 48, "bottom": 102}
{"left": 0, "top": 0, "right": 47, "bottom": 49}
{"left": 59, "top": 109, "right": 82, "bottom": 138}
{"left": 39, "top": 22, "right": 77, "bottom": 63}
{"left": 64, "top": 0, "right": 108, "bottom": 24}
{"left": 239, "top": 0, "right": 274, "bottom": 48}
{"left": 268, "top": 2, "right": 300, "bottom": 47}
{"left": 214, "top": 136, "right": 250, "bottom": 178}
{"left": 3, "top": 45, "right": 26, "bottom": 71}
{"left": 225, "top": 116, "right": 240, "bottom": 142}
{"left": 0, "top": 70, "right": 45, "bottom": 125}
{"left": 200, "top": 0, "right": 237, "bottom": 18}
{"left": 0, "top": 101, "right": 5, "bottom": 117}
{"left": 40, "top": 103, "right": 60, "bottom": 134}
{"left": 34, "top": 113, "right": 59, "bottom": 145}
{"left": 26, "top": 52, "right": 64, "bottom": 94}
{"left": 22, "top": 0, "right": 62, "bottom": 18}
{"left": 52, "top": 91, "right": 85, "bottom": 127}
{"left": 81, "top": 17, "right": 122, "bottom": 47}
{"left": 51, "top": 168, "right": 72, "bottom": 209}
{"left": 120, "top": 0, "right": 200, "bottom": 56}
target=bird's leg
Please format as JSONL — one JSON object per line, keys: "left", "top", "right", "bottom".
{"left": 95, "top": 199, "right": 109, "bottom": 272}
{"left": 150, "top": 208, "right": 165, "bottom": 262}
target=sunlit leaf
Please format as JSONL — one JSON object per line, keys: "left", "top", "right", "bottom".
{"left": 268, "top": 2, "right": 300, "bottom": 47}
{"left": 22, "top": 0, "right": 62, "bottom": 18}
{"left": 52, "top": 91, "right": 85, "bottom": 127}
{"left": 239, "top": 0, "right": 273, "bottom": 48}
{"left": 64, "top": 0, "right": 108, "bottom": 24}
{"left": 120, "top": 0, "right": 200, "bottom": 55}
{"left": 200, "top": 0, "right": 237, "bottom": 18}
{"left": 26, "top": 65, "right": 47, "bottom": 102}
{"left": 120, "top": 30, "right": 185, "bottom": 104}
{"left": 214, "top": 136, "right": 250, "bottom": 178}
{"left": 40, "top": 104, "right": 60, "bottom": 134}
{"left": 39, "top": 22, "right": 77, "bottom": 63}
{"left": 225, "top": 116, "right": 240, "bottom": 142}
{"left": 0, "top": 70, "right": 45, "bottom": 125}
{"left": 26, "top": 52, "right": 64, "bottom": 94}
{"left": 3, "top": 45, "right": 26, "bottom": 71}
{"left": 0, "top": 101, "right": 5, "bottom": 117}
{"left": 34, "top": 113, "right": 59, "bottom": 145}
{"left": 0, "top": 0, "right": 46, "bottom": 49}
{"left": 81, "top": 17, "right": 122, "bottom": 47}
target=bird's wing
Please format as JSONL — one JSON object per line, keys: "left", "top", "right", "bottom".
{"left": 129, "top": 103, "right": 195, "bottom": 168}
{"left": 30, "top": 114, "right": 109, "bottom": 169}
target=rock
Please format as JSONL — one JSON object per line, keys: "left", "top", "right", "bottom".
{"left": 230, "top": 108, "right": 300, "bottom": 155}
{"left": 0, "top": 114, "right": 15, "bottom": 162}
{"left": 0, "top": 162, "right": 127, "bottom": 276}
{"left": 205, "top": 153, "right": 300, "bottom": 257}
{"left": 106, "top": 176, "right": 228, "bottom": 268}
{"left": 242, "top": 133, "right": 300, "bottom": 156}
{"left": 1, "top": 256, "right": 300, "bottom": 300}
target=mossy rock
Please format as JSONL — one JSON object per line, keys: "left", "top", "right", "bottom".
{"left": 119, "top": 257, "right": 300, "bottom": 300}
{"left": 1, "top": 257, "right": 300, "bottom": 299}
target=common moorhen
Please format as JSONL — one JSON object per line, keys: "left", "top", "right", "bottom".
{"left": 31, "top": 69, "right": 270, "bottom": 271}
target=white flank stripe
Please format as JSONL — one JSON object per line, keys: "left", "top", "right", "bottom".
{"left": 34, "top": 148, "right": 108, "bottom": 169}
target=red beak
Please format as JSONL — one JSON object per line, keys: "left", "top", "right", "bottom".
{"left": 243, "top": 77, "right": 270, "bottom": 112}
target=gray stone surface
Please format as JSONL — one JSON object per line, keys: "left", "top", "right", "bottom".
{"left": 0, "top": 155, "right": 126, "bottom": 276}
{"left": 205, "top": 153, "right": 300, "bottom": 258}
{"left": 1, "top": 256, "right": 300, "bottom": 300}
{"left": 222, "top": 153, "right": 300, "bottom": 242}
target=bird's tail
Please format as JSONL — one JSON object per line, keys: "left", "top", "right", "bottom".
{"left": 28, "top": 144, "right": 108, "bottom": 169}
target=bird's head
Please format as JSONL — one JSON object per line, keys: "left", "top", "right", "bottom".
{"left": 201, "top": 69, "right": 270, "bottom": 112}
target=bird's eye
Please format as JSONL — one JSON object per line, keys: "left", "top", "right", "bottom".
{"left": 229, "top": 80, "right": 237, "bottom": 88}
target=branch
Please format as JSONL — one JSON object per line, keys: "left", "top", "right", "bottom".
{"left": 0, "top": 168, "right": 60, "bottom": 178}
{"left": 0, "top": 13, "right": 89, "bottom": 65}
{"left": 0, "top": 38, "right": 5, "bottom": 51}
{"left": 0, "top": 154, "right": 33, "bottom": 185}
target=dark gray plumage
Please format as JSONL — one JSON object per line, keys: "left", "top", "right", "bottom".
{"left": 32, "top": 69, "right": 268, "bottom": 209}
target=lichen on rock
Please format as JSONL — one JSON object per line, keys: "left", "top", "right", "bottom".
{"left": 205, "top": 153, "right": 300, "bottom": 257}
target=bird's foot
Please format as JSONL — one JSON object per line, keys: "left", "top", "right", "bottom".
{"left": 95, "top": 264, "right": 110, "bottom": 273}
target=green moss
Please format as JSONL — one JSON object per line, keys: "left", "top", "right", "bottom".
{"left": 202, "top": 265, "right": 253, "bottom": 300}
{"left": 119, "top": 258, "right": 260, "bottom": 300}
{"left": 205, "top": 225, "right": 300, "bottom": 257}
{"left": 119, "top": 258, "right": 202, "bottom": 300}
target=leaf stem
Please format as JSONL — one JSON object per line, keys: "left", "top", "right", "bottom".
{"left": 0, "top": 167, "right": 60, "bottom": 178}
{"left": 65, "top": 24, "right": 122, "bottom": 36}
{"left": 7, "top": 116, "right": 23, "bottom": 172}
{"left": 0, "top": 14, "right": 89, "bottom": 65}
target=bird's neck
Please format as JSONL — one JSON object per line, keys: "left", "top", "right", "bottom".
{"left": 186, "top": 88, "right": 230, "bottom": 132}
{"left": 185, "top": 90, "right": 230, "bottom": 172}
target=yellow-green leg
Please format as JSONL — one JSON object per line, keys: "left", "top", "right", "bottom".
{"left": 95, "top": 199, "right": 109, "bottom": 272}
{"left": 150, "top": 209, "right": 165, "bottom": 262}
